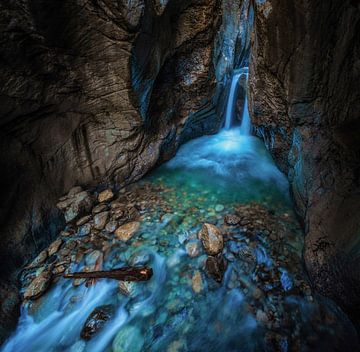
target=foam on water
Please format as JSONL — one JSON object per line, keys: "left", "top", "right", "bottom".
{"left": 164, "top": 127, "right": 288, "bottom": 196}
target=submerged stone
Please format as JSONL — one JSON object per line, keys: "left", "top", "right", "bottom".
{"left": 48, "top": 239, "right": 62, "bottom": 256}
{"left": 192, "top": 271, "right": 204, "bottom": 293}
{"left": 80, "top": 305, "right": 114, "bottom": 340}
{"left": 115, "top": 221, "right": 140, "bottom": 242}
{"left": 205, "top": 255, "right": 227, "bottom": 283}
{"left": 113, "top": 326, "right": 144, "bottom": 352}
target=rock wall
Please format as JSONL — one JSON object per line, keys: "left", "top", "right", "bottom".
{"left": 0, "top": 0, "right": 230, "bottom": 340}
{"left": 249, "top": 0, "right": 360, "bottom": 328}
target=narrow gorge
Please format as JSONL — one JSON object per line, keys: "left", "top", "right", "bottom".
{"left": 0, "top": 0, "right": 359, "bottom": 351}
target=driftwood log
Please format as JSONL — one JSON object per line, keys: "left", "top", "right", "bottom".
{"left": 64, "top": 267, "right": 153, "bottom": 282}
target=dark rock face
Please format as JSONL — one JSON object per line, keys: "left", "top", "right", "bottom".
{"left": 249, "top": 0, "right": 360, "bottom": 328}
{"left": 0, "top": 0, "right": 250, "bottom": 341}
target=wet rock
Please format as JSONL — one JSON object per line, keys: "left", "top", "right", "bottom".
{"left": 85, "top": 250, "right": 103, "bottom": 266}
{"left": 92, "top": 204, "right": 108, "bottom": 214}
{"left": 198, "top": 223, "right": 223, "bottom": 256}
{"left": 105, "top": 220, "right": 118, "bottom": 233}
{"left": 224, "top": 214, "right": 241, "bottom": 226}
{"left": 77, "top": 223, "right": 91, "bottom": 237}
{"left": 48, "top": 239, "right": 62, "bottom": 256}
{"left": 115, "top": 221, "right": 140, "bottom": 242}
{"left": 215, "top": 204, "right": 224, "bottom": 212}
{"left": 68, "top": 186, "right": 83, "bottom": 197}
{"left": 76, "top": 215, "right": 92, "bottom": 226}
{"left": 128, "top": 251, "right": 150, "bottom": 266}
{"left": 192, "top": 271, "right": 203, "bottom": 293}
{"left": 205, "top": 255, "right": 226, "bottom": 283}
{"left": 27, "top": 250, "right": 48, "bottom": 268}
{"left": 93, "top": 211, "right": 109, "bottom": 230}
{"left": 98, "top": 189, "right": 114, "bottom": 203}
{"left": 113, "top": 326, "right": 144, "bottom": 352}
{"left": 53, "top": 264, "right": 66, "bottom": 275}
{"left": 118, "top": 281, "right": 135, "bottom": 297}
{"left": 23, "top": 270, "right": 52, "bottom": 300}
{"left": 80, "top": 305, "right": 114, "bottom": 340}
{"left": 60, "top": 191, "right": 93, "bottom": 223}
{"left": 185, "top": 240, "right": 201, "bottom": 258}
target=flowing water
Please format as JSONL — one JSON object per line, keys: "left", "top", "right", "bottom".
{"left": 2, "top": 73, "right": 357, "bottom": 351}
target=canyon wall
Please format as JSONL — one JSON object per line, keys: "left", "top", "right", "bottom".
{"left": 0, "top": 0, "right": 225, "bottom": 339}
{"left": 249, "top": 0, "right": 360, "bottom": 328}
{"left": 0, "top": 0, "right": 251, "bottom": 341}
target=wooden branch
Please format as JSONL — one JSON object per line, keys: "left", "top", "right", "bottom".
{"left": 64, "top": 267, "right": 153, "bottom": 282}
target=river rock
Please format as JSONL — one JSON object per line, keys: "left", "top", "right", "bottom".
{"left": 112, "top": 326, "right": 144, "bottom": 352}
{"left": 98, "top": 189, "right": 114, "bottom": 203}
{"left": 27, "top": 249, "right": 48, "bottom": 268}
{"left": 205, "top": 255, "right": 226, "bottom": 283}
{"left": 80, "top": 305, "right": 114, "bottom": 340}
{"left": 192, "top": 271, "right": 203, "bottom": 293}
{"left": 77, "top": 223, "right": 91, "bottom": 237}
{"left": 60, "top": 191, "right": 93, "bottom": 223}
{"left": 185, "top": 240, "right": 201, "bottom": 257}
{"left": 93, "top": 211, "right": 109, "bottom": 230}
{"left": 105, "top": 220, "right": 118, "bottom": 233}
{"left": 198, "top": 223, "right": 223, "bottom": 256}
{"left": 23, "top": 270, "right": 52, "bottom": 300}
{"left": 224, "top": 214, "right": 241, "bottom": 226}
{"left": 76, "top": 215, "right": 92, "bottom": 226}
{"left": 115, "top": 221, "right": 140, "bottom": 242}
{"left": 48, "top": 239, "right": 62, "bottom": 256}
{"left": 92, "top": 204, "right": 108, "bottom": 214}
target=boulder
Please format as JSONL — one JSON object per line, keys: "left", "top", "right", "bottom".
{"left": 205, "top": 255, "right": 226, "bottom": 283}
{"left": 48, "top": 239, "right": 62, "bottom": 256}
{"left": 59, "top": 191, "right": 93, "bottom": 223}
{"left": 198, "top": 223, "right": 223, "bottom": 256}
{"left": 23, "top": 270, "right": 52, "bottom": 300}
{"left": 80, "top": 305, "right": 114, "bottom": 340}
{"left": 93, "top": 211, "right": 109, "bottom": 230}
{"left": 98, "top": 189, "right": 114, "bottom": 203}
{"left": 105, "top": 220, "right": 118, "bottom": 233}
{"left": 115, "top": 222, "right": 140, "bottom": 242}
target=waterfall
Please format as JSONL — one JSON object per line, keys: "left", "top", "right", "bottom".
{"left": 224, "top": 68, "right": 251, "bottom": 135}
{"left": 224, "top": 73, "right": 241, "bottom": 130}
{"left": 240, "top": 95, "right": 251, "bottom": 135}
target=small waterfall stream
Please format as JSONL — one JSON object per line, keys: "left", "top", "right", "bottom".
{"left": 224, "top": 68, "right": 251, "bottom": 135}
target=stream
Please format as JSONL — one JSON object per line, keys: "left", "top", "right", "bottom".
{"left": 1, "top": 72, "right": 357, "bottom": 352}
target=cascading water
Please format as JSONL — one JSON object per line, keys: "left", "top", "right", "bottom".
{"left": 224, "top": 68, "right": 251, "bottom": 135}
{"left": 224, "top": 73, "right": 241, "bottom": 130}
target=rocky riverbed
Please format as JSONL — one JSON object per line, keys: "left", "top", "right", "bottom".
{"left": 2, "top": 129, "right": 358, "bottom": 351}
